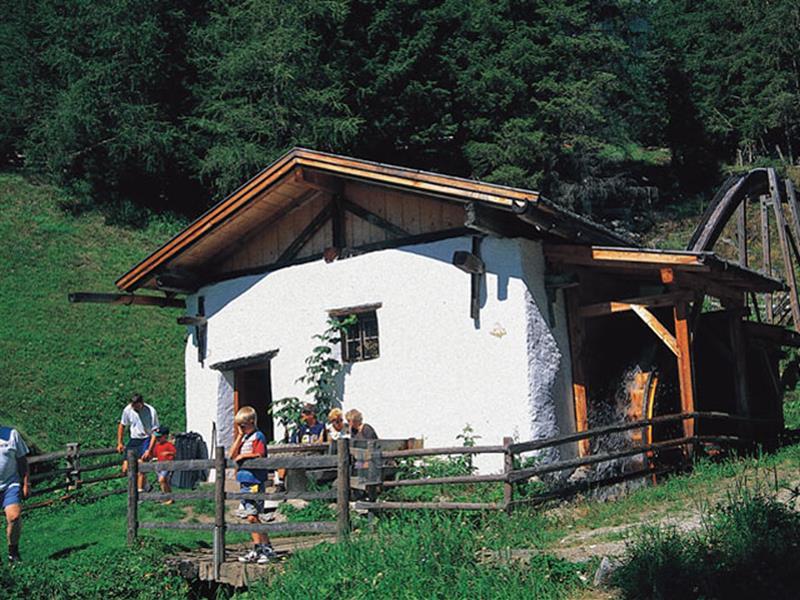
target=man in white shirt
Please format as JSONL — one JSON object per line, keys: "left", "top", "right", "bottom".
{"left": 116, "top": 393, "right": 160, "bottom": 492}
{"left": 0, "top": 425, "right": 29, "bottom": 564}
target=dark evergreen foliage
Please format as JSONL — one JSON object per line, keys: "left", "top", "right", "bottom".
{"left": 1, "top": 0, "right": 799, "bottom": 223}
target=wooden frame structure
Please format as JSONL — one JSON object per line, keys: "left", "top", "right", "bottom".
{"left": 688, "top": 168, "right": 800, "bottom": 331}
{"left": 545, "top": 244, "right": 785, "bottom": 456}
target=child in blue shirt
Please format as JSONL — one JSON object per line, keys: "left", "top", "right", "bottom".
{"left": 230, "top": 406, "right": 274, "bottom": 564}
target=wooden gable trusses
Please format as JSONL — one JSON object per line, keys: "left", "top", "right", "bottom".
{"left": 116, "top": 148, "right": 633, "bottom": 293}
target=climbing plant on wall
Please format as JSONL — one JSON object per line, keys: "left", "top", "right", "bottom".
{"left": 272, "top": 314, "right": 356, "bottom": 441}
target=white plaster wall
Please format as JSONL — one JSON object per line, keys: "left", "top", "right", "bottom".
{"left": 184, "top": 235, "right": 565, "bottom": 472}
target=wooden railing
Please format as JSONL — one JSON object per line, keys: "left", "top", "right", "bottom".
{"left": 129, "top": 440, "right": 351, "bottom": 580}
{"left": 27, "top": 444, "right": 124, "bottom": 509}
{"left": 353, "top": 411, "right": 781, "bottom": 514}
{"left": 126, "top": 411, "right": 782, "bottom": 578}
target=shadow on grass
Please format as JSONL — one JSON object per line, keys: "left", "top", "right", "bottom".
{"left": 48, "top": 542, "right": 97, "bottom": 560}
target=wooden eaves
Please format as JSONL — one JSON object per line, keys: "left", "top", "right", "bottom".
{"left": 115, "top": 148, "right": 632, "bottom": 293}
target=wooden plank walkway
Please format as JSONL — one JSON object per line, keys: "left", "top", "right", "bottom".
{"left": 165, "top": 534, "right": 335, "bottom": 587}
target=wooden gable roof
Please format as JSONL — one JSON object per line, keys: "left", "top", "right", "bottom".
{"left": 116, "top": 148, "right": 632, "bottom": 292}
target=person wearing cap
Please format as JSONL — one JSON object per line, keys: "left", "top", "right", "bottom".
{"left": 0, "top": 424, "right": 29, "bottom": 564}
{"left": 116, "top": 393, "right": 160, "bottom": 492}
{"left": 152, "top": 426, "right": 177, "bottom": 505}
{"left": 291, "top": 403, "right": 328, "bottom": 444}
{"left": 326, "top": 408, "right": 348, "bottom": 441}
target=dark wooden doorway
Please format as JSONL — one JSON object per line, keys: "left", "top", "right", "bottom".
{"left": 234, "top": 363, "right": 274, "bottom": 442}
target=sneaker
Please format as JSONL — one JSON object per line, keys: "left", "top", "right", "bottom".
{"left": 8, "top": 551, "right": 21, "bottom": 564}
{"left": 238, "top": 549, "right": 259, "bottom": 563}
{"left": 256, "top": 546, "right": 276, "bottom": 564}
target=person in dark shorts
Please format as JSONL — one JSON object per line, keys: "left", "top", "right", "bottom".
{"left": 230, "top": 406, "right": 275, "bottom": 564}
{"left": 0, "top": 425, "right": 29, "bottom": 564}
{"left": 116, "top": 393, "right": 160, "bottom": 492}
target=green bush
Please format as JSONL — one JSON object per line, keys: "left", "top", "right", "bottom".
{"left": 614, "top": 492, "right": 800, "bottom": 599}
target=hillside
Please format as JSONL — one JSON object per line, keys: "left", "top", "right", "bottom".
{"left": 0, "top": 174, "right": 186, "bottom": 450}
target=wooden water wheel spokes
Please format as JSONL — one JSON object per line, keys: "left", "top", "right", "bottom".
{"left": 688, "top": 168, "right": 800, "bottom": 331}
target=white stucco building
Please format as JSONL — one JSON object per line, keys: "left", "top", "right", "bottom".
{"left": 112, "top": 149, "right": 784, "bottom": 472}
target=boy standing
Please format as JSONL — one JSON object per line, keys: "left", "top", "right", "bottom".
{"left": 230, "top": 406, "right": 275, "bottom": 564}
{"left": 0, "top": 424, "right": 29, "bottom": 564}
{"left": 152, "top": 426, "right": 176, "bottom": 505}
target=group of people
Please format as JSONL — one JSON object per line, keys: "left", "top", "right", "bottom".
{"left": 232, "top": 402, "right": 378, "bottom": 565}
{"left": 116, "top": 393, "right": 177, "bottom": 503}
{"left": 1, "top": 394, "right": 377, "bottom": 566}
{"left": 292, "top": 403, "right": 378, "bottom": 444}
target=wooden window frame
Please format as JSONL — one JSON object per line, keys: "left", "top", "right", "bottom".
{"left": 328, "top": 303, "right": 381, "bottom": 363}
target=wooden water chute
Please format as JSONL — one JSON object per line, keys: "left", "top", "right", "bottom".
{"left": 545, "top": 245, "right": 788, "bottom": 461}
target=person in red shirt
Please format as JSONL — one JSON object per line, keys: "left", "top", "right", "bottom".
{"left": 152, "top": 426, "right": 177, "bottom": 505}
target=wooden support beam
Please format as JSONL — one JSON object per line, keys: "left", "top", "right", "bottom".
{"left": 784, "top": 180, "right": 800, "bottom": 248}
{"left": 207, "top": 189, "right": 321, "bottom": 271}
{"left": 761, "top": 195, "right": 774, "bottom": 322}
{"left": 768, "top": 169, "right": 800, "bottom": 331}
{"left": 737, "top": 200, "right": 747, "bottom": 267}
{"left": 294, "top": 168, "right": 343, "bottom": 194}
{"left": 68, "top": 292, "right": 185, "bottom": 309}
{"left": 332, "top": 195, "right": 346, "bottom": 249}
{"left": 670, "top": 270, "right": 744, "bottom": 304}
{"left": 674, "top": 302, "right": 696, "bottom": 442}
{"left": 729, "top": 314, "right": 750, "bottom": 419}
{"left": 565, "top": 289, "right": 590, "bottom": 456}
{"left": 465, "top": 202, "right": 537, "bottom": 239}
{"left": 276, "top": 201, "right": 333, "bottom": 264}
{"left": 341, "top": 197, "right": 410, "bottom": 238}
{"left": 545, "top": 245, "right": 708, "bottom": 269}
{"left": 630, "top": 305, "right": 679, "bottom": 356}
{"left": 579, "top": 291, "right": 689, "bottom": 319}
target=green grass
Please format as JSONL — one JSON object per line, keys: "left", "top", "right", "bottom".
{"left": 0, "top": 173, "right": 187, "bottom": 450}
{"left": 613, "top": 489, "right": 800, "bottom": 599}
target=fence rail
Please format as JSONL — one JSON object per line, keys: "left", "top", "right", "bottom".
{"left": 123, "top": 410, "right": 781, "bottom": 580}
{"left": 25, "top": 444, "right": 124, "bottom": 509}
{"left": 129, "top": 440, "right": 352, "bottom": 580}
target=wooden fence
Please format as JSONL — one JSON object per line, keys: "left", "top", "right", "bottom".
{"left": 129, "top": 440, "right": 350, "bottom": 581}
{"left": 353, "top": 411, "right": 779, "bottom": 513}
{"left": 26, "top": 444, "right": 125, "bottom": 510}
{"left": 126, "top": 410, "right": 780, "bottom": 579}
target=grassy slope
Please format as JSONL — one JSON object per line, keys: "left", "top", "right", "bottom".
{"left": 0, "top": 174, "right": 186, "bottom": 450}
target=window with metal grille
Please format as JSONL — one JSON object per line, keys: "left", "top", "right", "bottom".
{"left": 335, "top": 308, "right": 380, "bottom": 363}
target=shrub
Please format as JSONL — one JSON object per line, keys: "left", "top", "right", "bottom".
{"left": 614, "top": 492, "right": 800, "bottom": 599}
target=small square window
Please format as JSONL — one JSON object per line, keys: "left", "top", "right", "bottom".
{"left": 335, "top": 309, "right": 380, "bottom": 363}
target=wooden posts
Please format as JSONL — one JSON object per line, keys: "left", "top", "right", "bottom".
{"left": 503, "top": 437, "right": 514, "bottom": 514}
{"left": 127, "top": 450, "right": 138, "bottom": 545}
{"left": 213, "top": 446, "right": 226, "bottom": 580}
{"left": 737, "top": 201, "right": 747, "bottom": 267}
{"left": 761, "top": 195, "right": 774, "bottom": 322}
{"left": 768, "top": 169, "right": 800, "bottom": 330}
{"left": 66, "top": 443, "right": 81, "bottom": 489}
{"left": 673, "top": 302, "right": 696, "bottom": 446}
{"left": 336, "top": 438, "right": 351, "bottom": 541}
{"left": 566, "top": 289, "right": 590, "bottom": 456}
